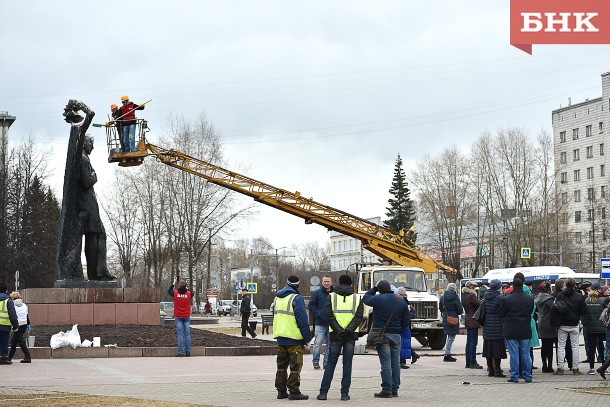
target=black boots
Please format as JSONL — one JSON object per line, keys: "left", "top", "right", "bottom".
{"left": 0, "top": 353, "right": 12, "bottom": 365}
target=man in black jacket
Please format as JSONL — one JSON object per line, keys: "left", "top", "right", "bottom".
{"left": 317, "top": 275, "right": 363, "bottom": 401}
{"left": 553, "top": 277, "right": 587, "bottom": 375}
{"left": 498, "top": 278, "right": 534, "bottom": 383}
{"left": 240, "top": 288, "right": 257, "bottom": 338}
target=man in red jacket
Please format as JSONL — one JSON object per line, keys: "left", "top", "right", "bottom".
{"left": 168, "top": 278, "right": 192, "bottom": 357}
{"left": 117, "top": 95, "right": 145, "bottom": 152}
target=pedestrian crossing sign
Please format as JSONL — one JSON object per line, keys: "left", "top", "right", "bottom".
{"left": 246, "top": 283, "right": 258, "bottom": 294}
{"left": 520, "top": 247, "right": 531, "bottom": 259}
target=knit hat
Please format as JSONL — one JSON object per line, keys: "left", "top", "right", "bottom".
{"left": 447, "top": 283, "right": 457, "bottom": 292}
{"left": 601, "top": 285, "right": 609, "bottom": 293}
{"left": 591, "top": 282, "right": 601, "bottom": 290}
{"left": 287, "top": 275, "right": 300, "bottom": 287}
{"left": 396, "top": 286, "right": 407, "bottom": 297}
{"left": 490, "top": 279, "right": 502, "bottom": 290}
{"left": 377, "top": 280, "right": 392, "bottom": 294}
{"left": 339, "top": 274, "right": 352, "bottom": 286}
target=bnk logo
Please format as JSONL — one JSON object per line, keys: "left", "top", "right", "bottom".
{"left": 510, "top": 0, "right": 610, "bottom": 54}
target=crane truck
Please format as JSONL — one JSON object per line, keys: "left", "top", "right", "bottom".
{"left": 104, "top": 120, "right": 455, "bottom": 349}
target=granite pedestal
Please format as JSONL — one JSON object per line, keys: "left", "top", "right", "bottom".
{"left": 21, "top": 287, "right": 161, "bottom": 326}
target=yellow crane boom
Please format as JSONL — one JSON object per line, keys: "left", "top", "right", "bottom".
{"left": 123, "top": 140, "right": 455, "bottom": 274}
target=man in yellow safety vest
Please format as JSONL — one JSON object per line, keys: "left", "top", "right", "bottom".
{"left": 273, "top": 275, "right": 312, "bottom": 400}
{"left": 317, "top": 274, "right": 363, "bottom": 401}
{"left": 0, "top": 282, "right": 19, "bottom": 365}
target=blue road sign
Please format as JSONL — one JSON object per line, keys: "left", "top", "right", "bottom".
{"left": 600, "top": 258, "right": 610, "bottom": 279}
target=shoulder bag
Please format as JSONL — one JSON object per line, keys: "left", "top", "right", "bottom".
{"left": 471, "top": 300, "right": 485, "bottom": 327}
{"left": 367, "top": 298, "right": 400, "bottom": 346}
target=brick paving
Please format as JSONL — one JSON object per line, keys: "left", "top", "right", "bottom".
{"left": 1, "top": 338, "right": 608, "bottom": 406}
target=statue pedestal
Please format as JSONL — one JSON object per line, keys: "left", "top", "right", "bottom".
{"left": 21, "top": 288, "right": 161, "bottom": 326}
{"left": 55, "top": 279, "right": 119, "bottom": 289}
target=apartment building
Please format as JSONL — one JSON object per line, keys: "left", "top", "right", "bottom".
{"left": 553, "top": 72, "right": 610, "bottom": 271}
{"left": 329, "top": 216, "right": 382, "bottom": 271}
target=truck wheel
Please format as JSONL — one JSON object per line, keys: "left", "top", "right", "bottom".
{"left": 427, "top": 331, "right": 446, "bottom": 350}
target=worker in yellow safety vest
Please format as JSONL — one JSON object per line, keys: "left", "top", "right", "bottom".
{"left": 0, "top": 282, "right": 19, "bottom": 365}
{"left": 316, "top": 274, "right": 364, "bottom": 401}
{"left": 272, "top": 275, "right": 312, "bottom": 400}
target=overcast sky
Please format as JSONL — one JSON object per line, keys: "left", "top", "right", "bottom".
{"left": 1, "top": 1, "right": 609, "bottom": 252}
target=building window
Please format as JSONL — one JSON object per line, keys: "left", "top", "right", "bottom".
{"left": 560, "top": 131, "right": 566, "bottom": 143}
{"left": 600, "top": 122, "right": 604, "bottom": 133}
{"left": 575, "top": 211, "right": 582, "bottom": 222}
{"left": 588, "top": 208, "right": 595, "bottom": 221}
{"left": 573, "top": 149, "right": 580, "bottom": 161}
{"left": 560, "top": 152, "right": 567, "bottom": 163}
{"left": 603, "top": 207, "right": 607, "bottom": 219}
{"left": 576, "top": 253, "right": 582, "bottom": 263}
{"left": 587, "top": 187, "right": 594, "bottom": 200}
{"left": 573, "top": 128, "right": 579, "bottom": 139}
{"left": 604, "top": 229, "right": 608, "bottom": 241}
{"left": 601, "top": 143, "right": 605, "bottom": 156}
{"left": 561, "top": 192, "right": 568, "bottom": 203}
{"left": 587, "top": 167, "right": 594, "bottom": 179}
{"left": 589, "top": 230, "right": 594, "bottom": 242}
{"left": 602, "top": 186, "right": 606, "bottom": 198}
{"left": 602, "top": 165, "right": 606, "bottom": 177}
{"left": 574, "top": 169, "right": 580, "bottom": 181}
{"left": 575, "top": 190, "right": 581, "bottom": 202}
{"left": 586, "top": 146, "right": 593, "bottom": 158}
{"left": 575, "top": 231, "right": 582, "bottom": 243}
{"left": 562, "top": 212, "right": 569, "bottom": 223}
{"left": 586, "top": 124, "right": 592, "bottom": 137}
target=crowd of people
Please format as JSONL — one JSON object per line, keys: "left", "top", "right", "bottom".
{"left": 271, "top": 272, "right": 610, "bottom": 400}
{"left": 438, "top": 274, "right": 610, "bottom": 382}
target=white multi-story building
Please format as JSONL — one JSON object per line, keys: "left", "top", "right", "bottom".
{"left": 553, "top": 72, "right": 610, "bottom": 270}
{"left": 329, "top": 216, "right": 383, "bottom": 271}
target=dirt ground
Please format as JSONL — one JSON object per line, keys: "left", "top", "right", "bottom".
{"left": 32, "top": 325, "right": 275, "bottom": 348}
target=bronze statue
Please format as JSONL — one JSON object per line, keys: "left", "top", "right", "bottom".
{"left": 57, "top": 100, "right": 116, "bottom": 281}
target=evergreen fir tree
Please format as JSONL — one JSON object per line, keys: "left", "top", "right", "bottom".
{"left": 384, "top": 154, "right": 416, "bottom": 242}
{"left": 20, "top": 176, "right": 60, "bottom": 287}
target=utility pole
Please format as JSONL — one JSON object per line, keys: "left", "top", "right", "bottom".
{"left": 204, "top": 228, "right": 212, "bottom": 302}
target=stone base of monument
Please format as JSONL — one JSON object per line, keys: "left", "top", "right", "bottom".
{"left": 55, "top": 279, "right": 119, "bottom": 288}
{"left": 21, "top": 288, "right": 161, "bottom": 326}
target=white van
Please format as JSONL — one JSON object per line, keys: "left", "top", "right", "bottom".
{"left": 471, "top": 266, "right": 607, "bottom": 292}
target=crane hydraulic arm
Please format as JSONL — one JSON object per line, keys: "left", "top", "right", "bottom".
{"left": 137, "top": 141, "right": 455, "bottom": 274}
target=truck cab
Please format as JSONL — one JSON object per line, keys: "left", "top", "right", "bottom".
{"left": 357, "top": 265, "right": 446, "bottom": 350}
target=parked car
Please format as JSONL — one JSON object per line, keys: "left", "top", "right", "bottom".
{"left": 160, "top": 301, "right": 174, "bottom": 318}
{"left": 216, "top": 300, "right": 233, "bottom": 316}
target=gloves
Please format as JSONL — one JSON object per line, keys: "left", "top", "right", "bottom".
{"left": 303, "top": 343, "right": 311, "bottom": 351}
{"left": 104, "top": 121, "right": 111, "bottom": 126}
{"left": 139, "top": 103, "right": 145, "bottom": 108}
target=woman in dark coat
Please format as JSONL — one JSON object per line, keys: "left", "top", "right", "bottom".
{"left": 440, "top": 283, "right": 464, "bottom": 362}
{"left": 482, "top": 279, "right": 507, "bottom": 377}
{"left": 597, "top": 297, "right": 610, "bottom": 379}
{"left": 584, "top": 290, "right": 606, "bottom": 374}
{"left": 461, "top": 281, "right": 482, "bottom": 369}
{"left": 534, "top": 281, "right": 556, "bottom": 372}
